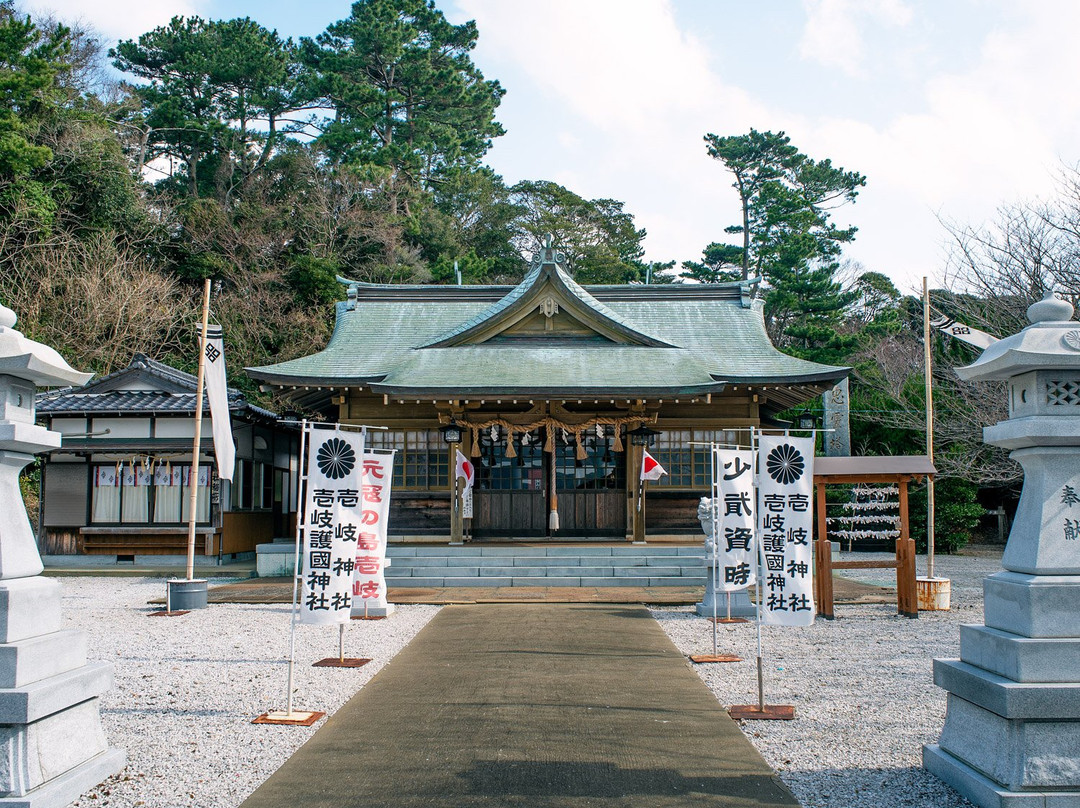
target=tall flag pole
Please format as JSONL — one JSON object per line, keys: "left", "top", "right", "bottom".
{"left": 186, "top": 278, "right": 212, "bottom": 583}
{"left": 923, "top": 278, "right": 936, "bottom": 580}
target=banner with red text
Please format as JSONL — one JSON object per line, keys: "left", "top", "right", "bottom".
{"left": 350, "top": 450, "right": 396, "bottom": 616}
{"left": 299, "top": 427, "right": 366, "bottom": 625}
{"left": 757, "top": 435, "right": 815, "bottom": 627}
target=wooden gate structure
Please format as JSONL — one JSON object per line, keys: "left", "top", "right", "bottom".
{"left": 813, "top": 456, "right": 936, "bottom": 619}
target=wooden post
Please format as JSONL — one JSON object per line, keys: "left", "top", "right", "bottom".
{"left": 896, "top": 479, "right": 918, "bottom": 617}
{"left": 450, "top": 441, "right": 463, "bottom": 544}
{"left": 814, "top": 480, "right": 834, "bottom": 619}
{"left": 186, "top": 278, "right": 212, "bottom": 582}
{"left": 923, "top": 277, "right": 937, "bottom": 578}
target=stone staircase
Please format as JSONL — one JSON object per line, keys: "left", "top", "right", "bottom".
{"left": 385, "top": 544, "right": 706, "bottom": 588}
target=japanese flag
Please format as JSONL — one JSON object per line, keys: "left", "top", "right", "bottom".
{"left": 640, "top": 450, "right": 667, "bottom": 481}
{"left": 455, "top": 449, "right": 474, "bottom": 493}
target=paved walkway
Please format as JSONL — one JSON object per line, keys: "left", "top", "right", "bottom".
{"left": 240, "top": 604, "right": 799, "bottom": 808}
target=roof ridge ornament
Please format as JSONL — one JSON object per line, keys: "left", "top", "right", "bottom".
{"left": 0, "top": 303, "right": 15, "bottom": 330}
{"left": 530, "top": 234, "right": 568, "bottom": 269}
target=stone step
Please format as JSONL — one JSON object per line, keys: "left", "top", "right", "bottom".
{"left": 386, "top": 575, "right": 706, "bottom": 588}
{"left": 387, "top": 557, "right": 704, "bottom": 570}
{"left": 388, "top": 544, "right": 701, "bottom": 558}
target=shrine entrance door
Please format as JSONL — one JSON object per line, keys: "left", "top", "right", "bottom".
{"left": 471, "top": 427, "right": 626, "bottom": 539}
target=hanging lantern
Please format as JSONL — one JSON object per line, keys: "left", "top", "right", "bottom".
{"left": 439, "top": 419, "right": 464, "bottom": 444}
{"left": 627, "top": 424, "right": 661, "bottom": 447}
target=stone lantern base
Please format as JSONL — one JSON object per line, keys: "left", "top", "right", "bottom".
{"left": 924, "top": 572, "right": 1080, "bottom": 807}
{"left": 0, "top": 577, "right": 124, "bottom": 806}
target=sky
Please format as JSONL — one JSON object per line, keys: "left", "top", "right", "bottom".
{"left": 29, "top": 0, "right": 1080, "bottom": 294}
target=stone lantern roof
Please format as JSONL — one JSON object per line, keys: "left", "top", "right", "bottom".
{"left": 0, "top": 303, "right": 91, "bottom": 388}
{"left": 956, "top": 291, "right": 1080, "bottom": 382}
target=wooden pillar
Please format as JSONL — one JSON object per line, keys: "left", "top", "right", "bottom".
{"left": 896, "top": 479, "right": 918, "bottom": 617}
{"left": 631, "top": 443, "right": 645, "bottom": 543}
{"left": 449, "top": 441, "right": 463, "bottom": 545}
{"left": 814, "top": 480, "right": 834, "bottom": 619}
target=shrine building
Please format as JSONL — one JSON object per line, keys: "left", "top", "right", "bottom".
{"left": 248, "top": 241, "right": 848, "bottom": 541}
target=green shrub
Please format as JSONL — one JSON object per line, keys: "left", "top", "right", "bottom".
{"left": 910, "top": 476, "right": 984, "bottom": 554}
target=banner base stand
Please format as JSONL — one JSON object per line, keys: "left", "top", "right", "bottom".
{"left": 252, "top": 710, "right": 325, "bottom": 726}
{"left": 147, "top": 610, "right": 190, "bottom": 618}
{"left": 351, "top": 615, "right": 386, "bottom": 621}
{"left": 690, "top": 654, "right": 742, "bottom": 663}
{"left": 313, "top": 657, "right": 371, "bottom": 668}
{"left": 728, "top": 704, "right": 795, "bottom": 721}
{"left": 707, "top": 617, "right": 749, "bottom": 625}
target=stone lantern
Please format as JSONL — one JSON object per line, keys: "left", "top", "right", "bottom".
{"left": 0, "top": 303, "right": 124, "bottom": 804}
{"left": 925, "top": 292, "right": 1080, "bottom": 807}
{"left": 695, "top": 498, "right": 755, "bottom": 619}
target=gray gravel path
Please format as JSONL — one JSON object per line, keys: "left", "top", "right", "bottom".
{"left": 652, "top": 549, "right": 1004, "bottom": 808}
{"left": 54, "top": 548, "right": 1004, "bottom": 808}
{"left": 58, "top": 577, "right": 438, "bottom": 808}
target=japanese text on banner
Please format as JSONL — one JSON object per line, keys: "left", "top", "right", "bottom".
{"left": 713, "top": 448, "right": 756, "bottom": 591}
{"left": 757, "top": 435, "right": 815, "bottom": 627}
{"left": 350, "top": 451, "right": 395, "bottom": 615}
{"left": 299, "top": 429, "right": 366, "bottom": 625}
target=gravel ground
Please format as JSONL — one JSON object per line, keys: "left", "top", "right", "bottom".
{"left": 55, "top": 548, "right": 1002, "bottom": 808}
{"left": 652, "top": 548, "right": 1006, "bottom": 808}
{"left": 58, "top": 577, "right": 438, "bottom": 808}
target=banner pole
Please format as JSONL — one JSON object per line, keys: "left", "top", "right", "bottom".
{"left": 754, "top": 426, "right": 766, "bottom": 711}
{"left": 923, "top": 276, "right": 937, "bottom": 579}
{"left": 711, "top": 445, "right": 719, "bottom": 655}
{"left": 185, "top": 277, "right": 212, "bottom": 584}
{"left": 285, "top": 419, "right": 309, "bottom": 717}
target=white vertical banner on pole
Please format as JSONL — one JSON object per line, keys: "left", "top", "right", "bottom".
{"left": 202, "top": 325, "right": 235, "bottom": 481}
{"left": 714, "top": 447, "right": 756, "bottom": 592}
{"left": 299, "top": 428, "right": 365, "bottom": 625}
{"left": 350, "top": 450, "right": 396, "bottom": 615}
{"left": 757, "top": 435, "right": 815, "bottom": 626}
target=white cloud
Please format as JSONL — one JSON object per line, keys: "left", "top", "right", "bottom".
{"left": 27, "top": 0, "right": 206, "bottom": 45}
{"left": 799, "top": 0, "right": 912, "bottom": 76}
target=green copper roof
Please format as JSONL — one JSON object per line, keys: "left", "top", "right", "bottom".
{"left": 247, "top": 245, "right": 847, "bottom": 398}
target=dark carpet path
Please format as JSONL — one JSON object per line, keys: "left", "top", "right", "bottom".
{"left": 240, "top": 604, "right": 800, "bottom": 808}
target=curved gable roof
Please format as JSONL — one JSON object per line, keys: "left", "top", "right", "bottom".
{"left": 420, "top": 248, "right": 677, "bottom": 348}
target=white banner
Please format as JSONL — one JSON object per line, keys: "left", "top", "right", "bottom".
{"left": 203, "top": 325, "right": 235, "bottom": 481}
{"left": 930, "top": 313, "right": 998, "bottom": 350}
{"left": 350, "top": 450, "right": 396, "bottom": 616}
{"left": 300, "top": 427, "right": 366, "bottom": 625}
{"left": 757, "top": 435, "right": 815, "bottom": 626}
{"left": 713, "top": 448, "right": 756, "bottom": 592}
